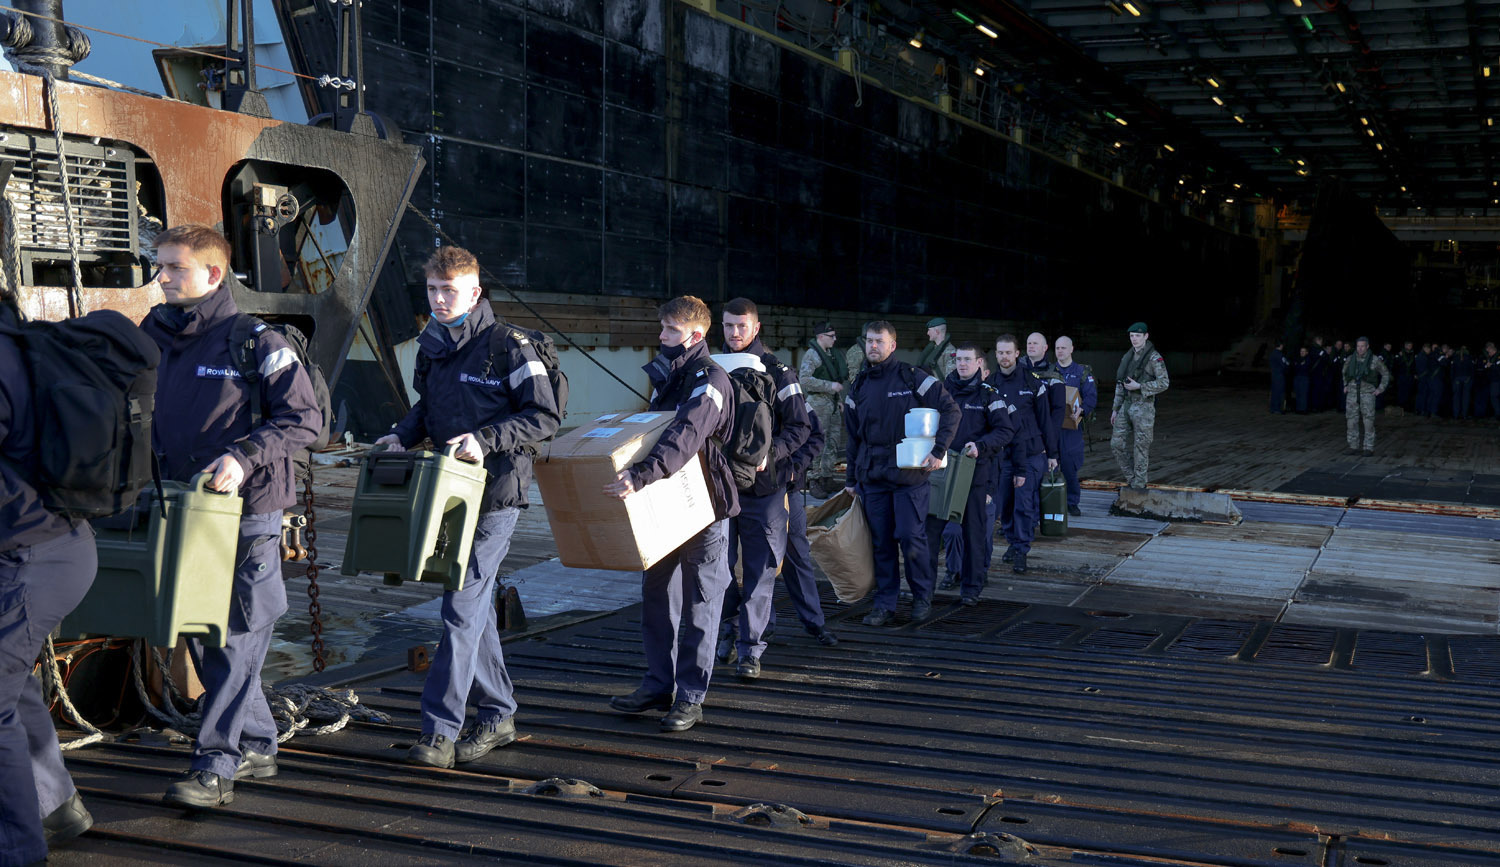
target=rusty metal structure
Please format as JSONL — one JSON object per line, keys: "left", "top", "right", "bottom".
{"left": 0, "top": 0, "right": 423, "bottom": 387}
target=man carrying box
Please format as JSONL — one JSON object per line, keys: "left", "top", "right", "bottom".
{"left": 844, "top": 320, "right": 960, "bottom": 626}
{"left": 605, "top": 296, "right": 739, "bottom": 733}
{"left": 376, "top": 246, "right": 562, "bottom": 768}
{"left": 143, "top": 225, "right": 322, "bottom": 807}
{"left": 925, "top": 342, "right": 1014, "bottom": 606}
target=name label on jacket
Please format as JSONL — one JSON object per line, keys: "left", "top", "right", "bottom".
{"left": 459, "top": 372, "right": 505, "bottom": 388}
{"left": 196, "top": 365, "right": 243, "bottom": 380}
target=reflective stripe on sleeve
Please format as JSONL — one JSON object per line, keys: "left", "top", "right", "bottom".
{"left": 777, "top": 382, "right": 804, "bottom": 402}
{"left": 690, "top": 383, "right": 724, "bottom": 410}
{"left": 508, "top": 360, "right": 546, "bottom": 389}
{"left": 917, "top": 376, "right": 937, "bottom": 396}
{"left": 258, "top": 347, "right": 297, "bottom": 378}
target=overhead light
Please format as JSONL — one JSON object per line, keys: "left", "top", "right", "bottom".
{"left": 1225, "top": 197, "right": 1235, "bottom": 203}
{"left": 953, "top": 9, "right": 975, "bottom": 24}
{"left": 1360, "top": 117, "right": 1369, "bottom": 125}
{"left": 974, "top": 65, "right": 985, "bottom": 76}
{"left": 1334, "top": 81, "right": 1346, "bottom": 93}
{"left": 1114, "top": 141, "right": 1124, "bottom": 148}
{"left": 1375, "top": 142, "right": 1383, "bottom": 151}
{"left": 1178, "top": 178, "right": 1185, "bottom": 185}
{"left": 1292, "top": 0, "right": 1302, "bottom": 6}
{"left": 976, "top": 23, "right": 999, "bottom": 38}
{"left": 1123, "top": 2, "right": 1142, "bottom": 16}
{"left": 1106, "top": 112, "right": 1129, "bottom": 126}
{"left": 1366, "top": 128, "right": 1376, "bottom": 136}
{"left": 1233, "top": 115, "right": 1245, "bottom": 124}
{"left": 1233, "top": 183, "right": 1242, "bottom": 189}
{"left": 1400, "top": 185, "right": 1407, "bottom": 192}
{"left": 1163, "top": 143, "right": 1175, "bottom": 152}
{"left": 1296, "top": 158, "right": 1306, "bottom": 166}
{"left": 1212, "top": 95, "right": 1224, "bottom": 106}
{"left": 1206, "top": 77, "right": 1220, "bottom": 88}
{"left": 909, "top": 29, "right": 924, "bottom": 48}
{"left": 1301, "top": 15, "right": 1315, "bottom": 31}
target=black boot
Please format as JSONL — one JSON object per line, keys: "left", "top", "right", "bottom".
{"left": 456, "top": 717, "right": 517, "bottom": 763}
{"left": 42, "top": 792, "right": 92, "bottom": 845}
{"left": 406, "top": 733, "right": 455, "bottom": 768}
{"left": 610, "top": 685, "right": 675, "bottom": 714}
{"left": 1012, "top": 552, "right": 1029, "bottom": 574}
{"left": 164, "top": 770, "right": 234, "bottom": 808}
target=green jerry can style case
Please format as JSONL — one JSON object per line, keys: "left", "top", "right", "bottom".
{"left": 1041, "top": 469, "right": 1068, "bottom": 537}
{"left": 63, "top": 473, "right": 245, "bottom": 648}
{"left": 341, "top": 442, "right": 490, "bottom": 592}
{"left": 927, "top": 450, "right": 976, "bottom": 523}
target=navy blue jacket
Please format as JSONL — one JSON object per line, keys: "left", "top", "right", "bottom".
{"left": 788, "top": 409, "right": 825, "bottom": 491}
{"left": 943, "top": 370, "right": 1015, "bottom": 487}
{"left": 391, "top": 304, "right": 561, "bottom": 511}
{"left": 1020, "top": 354, "right": 1064, "bottom": 459}
{"left": 633, "top": 340, "right": 739, "bottom": 521}
{"left": 988, "top": 364, "right": 1054, "bottom": 463}
{"left": 722, "top": 336, "right": 812, "bottom": 497}
{"left": 1055, "top": 360, "right": 1098, "bottom": 428}
{"left": 142, "top": 288, "right": 321, "bottom": 515}
{"left": 0, "top": 331, "right": 79, "bottom": 551}
{"left": 843, "top": 356, "right": 960, "bottom": 489}
{"left": 1454, "top": 352, "right": 1476, "bottom": 380}
{"left": 1269, "top": 349, "right": 1289, "bottom": 382}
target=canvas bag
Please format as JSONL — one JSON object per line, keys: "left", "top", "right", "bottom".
{"left": 806, "top": 489, "right": 875, "bottom": 603}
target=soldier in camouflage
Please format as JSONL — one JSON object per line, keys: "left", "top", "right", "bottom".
{"left": 798, "top": 321, "right": 846, "bottom": 498}
{"left": 1109, "top": 322, "right": 1170, "bottom": 489}
{"left": 844, "top": 321, "right": 872, "bottom": 385}
{"left": 1342, "top": 336, "right": 1390, "bottom": 456}
{"left": 917, "top": 317, "right": 957, "bottom": 379}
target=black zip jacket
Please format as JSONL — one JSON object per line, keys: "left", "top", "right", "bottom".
{"left": 141, "top": 288, "right": 321, "bottom": 515}
{"left": 988, "top": 365, "right": 1054, "bottom": 462}
{"left": 0, "top": 332, "right": 78, "bottom": 551}
{"left": 944, "top": 370, "right": 1017, "bottom": 487}
{"left": 390, "top": 303, "right": 562, "bottom": 511}
{"left": 633, "top": 340, "right": 739, "bottom": 521}
{"left": 843, "top": 355, "right": 960, "bottom": 489}
{"left": 788, "top": 409, "right": 825, "bottom": 491}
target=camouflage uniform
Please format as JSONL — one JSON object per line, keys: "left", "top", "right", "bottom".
{"left": 1343, "top": 351, "right": 1391, "bottom": 451}
{"left": 1110, "top": 342, "right": 1170, "bottom": 488}
{"left": 918, "top": 339, "right": 957, "bottom": 379}
{"left": 799, "top": 344, "right": 845, "bottom": 487}
{"left": 844, "top": 339, "right": 866, "bottom": 385}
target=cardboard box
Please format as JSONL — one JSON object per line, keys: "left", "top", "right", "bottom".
{"left": 534, "top": 411, "right": 714, "bottom": 571}
{"left": 1061, "top": 385, "right": 1083, "bottom": 430}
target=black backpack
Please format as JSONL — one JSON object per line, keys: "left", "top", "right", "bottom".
{"left": 709, "top": 360, "right": 776, "bottom": 493}
{"left": 0, "top": 308, "right": 160, "bottom": 518}
{"left": 489, "top": 323, "right": 569, "bottom": 425}
{"left": 228, "top": 315, "right": 332, "bottom": 479}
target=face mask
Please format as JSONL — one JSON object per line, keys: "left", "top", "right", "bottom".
{"left": 442, "top": 308, "right": 472, "bottom": 328}
{"left": 661, "top": 341, "right": 688, "bottom": 361}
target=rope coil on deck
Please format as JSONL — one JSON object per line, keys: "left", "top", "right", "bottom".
{"left": 39, "top": 638, "right": 391, "bottom": 749}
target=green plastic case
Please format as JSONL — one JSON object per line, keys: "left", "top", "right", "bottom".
{"left": 64, "top": 474, "right": 245, "bottom": 647}
{"left": 1041, "top": 469, "right": 1068, "bottom": 537}
{"left": 341, "top": 443, "right": 489, "bottom": 592}
{"left": 927, "top": 450, "right": 976, "bottom": 522}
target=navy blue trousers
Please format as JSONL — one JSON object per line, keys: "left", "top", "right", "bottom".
{"left": 925, "top": 472, "right": 991, "bottom": 597}
{"left": 861, "top": 482, "right": 932, "bottom": 611}
{"left": 1453, "top": 379, "right": 1472, "bottom": 419}
{"left": 1059, "top": 428, "right": 1085, "bottom": 510}
{"left": 1, "top": 524, "right": 95, "bottom": 866}
{"left": 997, "top": 453, "right": 1046, "bottom": 556}
{"left": 1270, "top": 376, "right": 1285, "bottom": 413}
{"left": 781, "top": 490, "right": 827, "bottom": 630}
{"left": 1294, "top": 377, "right": 1310, "bottom": 412}
{"left": 640, "top": 519, "right": 731, "bottom": 705}
{"left": 727, "top": 491, "right": 787, "bottom": 662}
{"left": 187, "top": 511, "right": 286, "bottom": 780}
{"left": 421, "top": 508, "right": 519, "bottom": 739}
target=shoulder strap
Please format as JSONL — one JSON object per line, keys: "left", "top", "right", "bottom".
{"left": 227, "top": 313, "right": 267, "bottom": 429}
